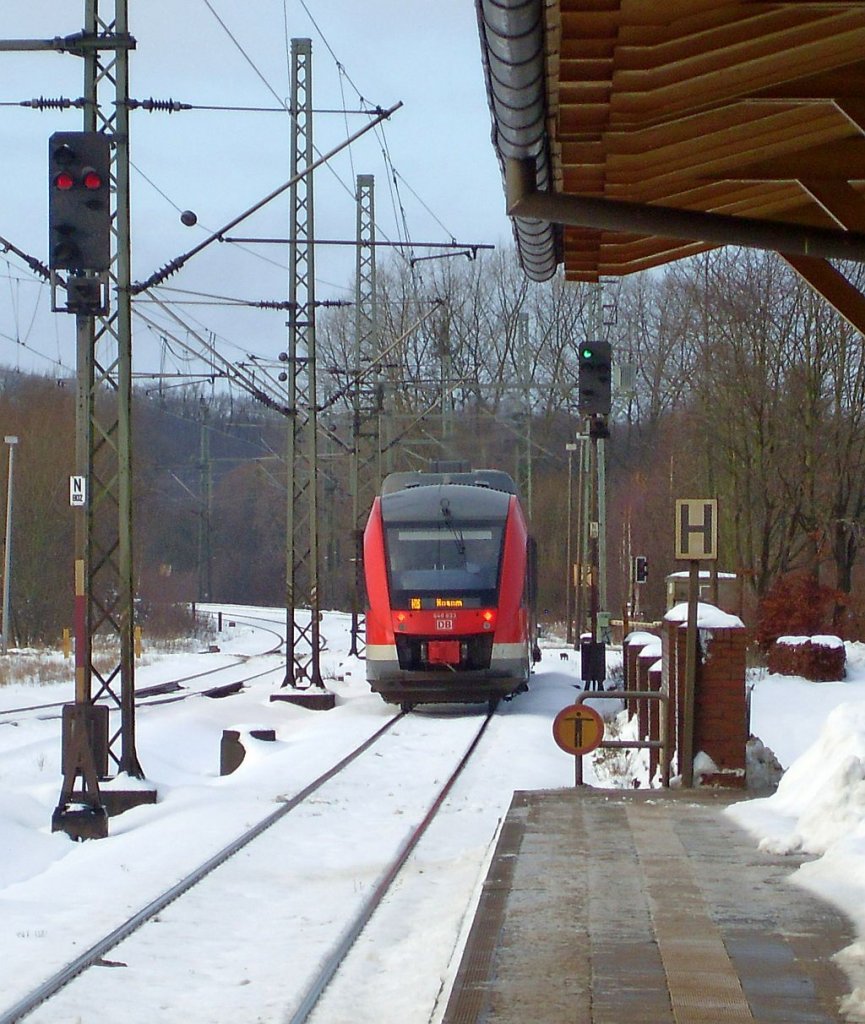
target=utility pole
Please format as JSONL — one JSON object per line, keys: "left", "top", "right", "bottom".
{"left": 439, "top": 305, "right": 454, "bottom": 443}
{"left": 2, "top": 435, "right": 18, "bottom": 654}
{"left": 9, "top": 1, "right": 156, "bottom": 839}
{"left": 518, "top": 312, "right": 533, "bottom": 518}
{"left": 349, "top": 173, "right": 380, "bottom": 657}
{"left": 573, "top": 436, "right": 590, "bottom": 646}
{"left": 597, "top": 431, "right": 608, "bottom": 634}
{"left": 590, "top": 282, "right": 609, "bottom": 643}
{"left": 197, "top": 406, "right": 212, "bottom": 602}
{"left": 576, "top": 282, "right": 610, "bottom": 687}
{"left": 565, "top": 441, "right": 577, "bottom": 645}
{"left": 277, "top": 38, "right": 328, "bottom": 702}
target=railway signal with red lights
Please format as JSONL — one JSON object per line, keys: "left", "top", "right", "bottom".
{"left": 48, "top": 131, "right": 111, "bottom": 272}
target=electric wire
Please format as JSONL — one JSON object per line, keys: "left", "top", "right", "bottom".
{"left": 294, "top": 0, "right": 418, "bottom": 260}
{"left": 123, "top": 0, "right": 481, "bottom": 331}
{"left": 140, "top": 103, "right": 371, "bottom": 113}
{"left": 202, "top": 0, "right": 367, "bottom": 215}
{"left": 0, "top": 263, "right": 73, "bottom": 377}
{"left": 135, "top": 298, "right": 290, "bottom": 415}
{"left": 202, "top": 0, "right": 289, "bottom": 112}
{"left": 127, "top": 130, "right": 355, "bottom": 292}
{"left": 338, "top": 65, "right": 357, "bottom": 187}
{"left": 392, "top": 167, "right": 458, "bottom": 245}
{"left": 1, "top": 5, "right": 483, "bottom": 389}
{"left": 290, "top": 0, "right": 469, "bottom": 265}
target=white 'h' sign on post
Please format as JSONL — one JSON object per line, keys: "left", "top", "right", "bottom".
{"left": 675, "top": 499, "right": 718, "bottom": 560}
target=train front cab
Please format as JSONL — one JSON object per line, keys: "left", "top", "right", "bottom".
{"left": 364, "top": 476, "right": 534, "bottom": 708}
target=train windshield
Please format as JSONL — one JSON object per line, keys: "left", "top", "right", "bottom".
{"left": 385, "top": 521, "right": 504, "bottom": 608}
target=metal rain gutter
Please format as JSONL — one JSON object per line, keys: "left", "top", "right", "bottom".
{"left": 475, "top": 0, "right": 560, "bottom": 281}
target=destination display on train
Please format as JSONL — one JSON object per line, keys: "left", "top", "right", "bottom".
{"left": 408, "top": 596, "right": 479, "bottom": 610}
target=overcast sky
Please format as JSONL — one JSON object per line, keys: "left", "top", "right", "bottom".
{"left": 0, "top": 1, "right": 513, "bottom": 380}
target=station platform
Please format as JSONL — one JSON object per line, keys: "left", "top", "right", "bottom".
{"left": 442, "top": 788, "right": 854, "bottom": 1024}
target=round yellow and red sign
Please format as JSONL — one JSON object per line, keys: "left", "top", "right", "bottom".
{"left": 552, "top": 704, "right": 605, "bottom": 755}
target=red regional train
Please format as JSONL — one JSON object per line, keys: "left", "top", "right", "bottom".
{"left": 363, "top": 466, "right": 539, "bottom": 710}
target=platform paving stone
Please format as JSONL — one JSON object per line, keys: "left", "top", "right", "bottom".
{"left": 442, "top": 788, "right": 854, "bottom": 1024}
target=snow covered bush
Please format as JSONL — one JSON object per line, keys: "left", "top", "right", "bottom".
{"left": 768, "top": 635, "right": 846, "bottom": 682}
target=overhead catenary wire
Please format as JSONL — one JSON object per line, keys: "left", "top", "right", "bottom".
{"left": 202, "top": 0, "right": 289, "bottom": 112}
{"left": 291, "top": 0, "right": 472, "bottom": 264}
{"left": 203, "top": 0, "right": 381, "bottom": 216}
{"left": 0, "top": 0, "right": 416, "bottom": 312}
{"left": 135, "top": 297, "right": 290, "bottom": 414}
{"left": 284, "top": 0, "right": 477, "bottom": 333}
{"left": 0, "top": 4, "right": 490, "bottom": 389}
{"left": 138, "top": 283, "right": 352, "bottom": 309}
{"left": 3, "top": 94, "right": 383, "bottom": 115}
{"left": 296, "top": 0, "right": 417, "bottom": 259}
{"left": 138, "top": 300, "right": 365, "bottom": 454}
{"left": 0, "top": 260, "right": 72, "bottom": 377}
{"left": 128, "top": 161, "right": 352, "bottom": 292}
{"left": 131, "top": 101, "right": 401, "bottom": 295}
{"left": 24, "top": 7, "right": 480, "bottom": 325}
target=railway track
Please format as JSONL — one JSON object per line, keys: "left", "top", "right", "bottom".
{"left": 0, "top": 707, "right": 494, "bottom": 1024}
{"left": 0, "top": 608, "right": 285, "bottom": 724}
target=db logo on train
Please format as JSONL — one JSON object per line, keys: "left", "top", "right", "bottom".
{"left": 435, "top": 616, "right": 455, "bottom": 631}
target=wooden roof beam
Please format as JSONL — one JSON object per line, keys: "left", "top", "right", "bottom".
{"left": 747, "top": 60, "right": 865, "bottom": 100}
{"left": 610, "top": 24, "right": 865, "bottom": 118}
{"left": 506, "top": 156, "right": 865, "bottom": 260}
{"left": 729, "top": 137, "right": 865, "bottom": 179}
{"left": 784, "top": 253, "right": 865, "bottom": 338}
{"left": 837, "top": 99, "right": 865, "bottom": 133}
{"left": 799, "top": 180, "right": 865, "bottom": 231}
{"left": 615, "top": 8, "right": 829, "bottom": 67}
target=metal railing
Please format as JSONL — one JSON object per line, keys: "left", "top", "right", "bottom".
{"left": 575, "top": 688, "right": 670, "bottom": 787}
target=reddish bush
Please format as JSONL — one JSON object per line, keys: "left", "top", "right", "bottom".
{"left": 767, "top": 637, "right": 846, "bottom": 681}
{"left": 756, "top": 573, "right": 843, "bottom": 650}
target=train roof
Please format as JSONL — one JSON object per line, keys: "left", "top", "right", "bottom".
{"left": 380, "top": 469, "right": 518, "bottom": 497}
{"left": 379, "top": 472, "right": 518, "bottom": 523}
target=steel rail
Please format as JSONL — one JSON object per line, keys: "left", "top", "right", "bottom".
{"left": 0, "top": 655, "right": 267, "bottom": 719}
{"left": 285, "top": 709, "right": 495, "bottom": 1024}
{"left": 0, "top": 613, "right": 285, "bottom": 720}
{"left": 0, "top": 711, "right": 404, "bottom": 1024}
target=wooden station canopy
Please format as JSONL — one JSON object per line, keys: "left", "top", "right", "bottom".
{"left": 475, "top": 0, "right": 865, "bottom": 330}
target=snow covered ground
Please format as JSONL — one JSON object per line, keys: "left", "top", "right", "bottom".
{"left": 731, "top": 640, "right": 865, "bottom": 1020}
{"left": 1, "top": 604, "right": 865, "bottom": 1020}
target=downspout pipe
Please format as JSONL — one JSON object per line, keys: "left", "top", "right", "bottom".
{"left": 475, "top": 0, "right": 560, "bottom": 281}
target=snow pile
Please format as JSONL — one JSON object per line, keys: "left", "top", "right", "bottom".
{"left": 729, "top": 667, "right": 865, "bottom": 1024}
{"left": 777, "top": 635, "right": 845, "bottom": 649}
{"left": 664, "top": 601, "right": 744, "bottom": 629}
{"left": 744, "top": 736, "right": 784, "bottom": 793}
{"left": 732, "top": 702, "right": 865, "bottom": 857}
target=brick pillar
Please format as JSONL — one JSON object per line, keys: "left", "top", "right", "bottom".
{"left": 662, "top": 620, "right": 686, "bottom": 777}
{"left": 694, "top": 625, "right": 747, "bottom": 785}
{"left": 647, "top": 661, "right": 663, "bottom": 780}
{"left": 624, "top": 631, "right": 658, "bottom": 720}
{"left": 663, "top": 604, "right": 747, "bottom": 787}
{"left": 636, "top": 641, "right": 661, "bottom": 740}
